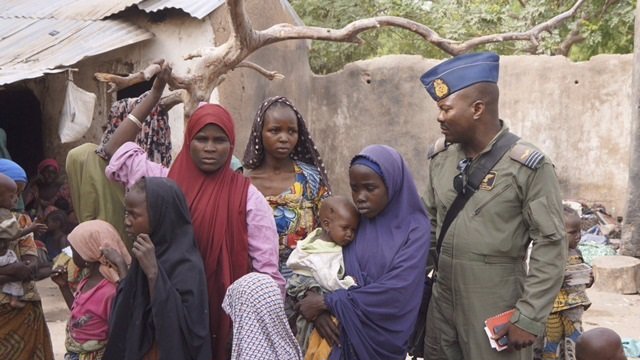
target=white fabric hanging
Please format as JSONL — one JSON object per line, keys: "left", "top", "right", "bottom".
{"left": 58, "top": 74, "right": 96, "bottom": 143}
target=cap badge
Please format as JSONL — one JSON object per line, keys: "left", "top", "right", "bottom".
{"left": 434, "top": 79, "right": 449, "bottom": 98}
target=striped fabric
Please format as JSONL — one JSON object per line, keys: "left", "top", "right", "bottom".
{"left": 223, "top": 273, "right": 302, "bottom": 360}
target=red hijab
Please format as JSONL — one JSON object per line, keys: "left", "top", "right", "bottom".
{"left": 167, "top": 104, "right": 251, "bottom": 359}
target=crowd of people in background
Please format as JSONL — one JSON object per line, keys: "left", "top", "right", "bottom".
{"left": 0, "top": 53, "right": 630, "bottom": 360}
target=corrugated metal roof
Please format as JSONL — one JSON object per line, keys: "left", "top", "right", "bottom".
{"left": 0, "top": 0, "right": 225, "bottom": 85}
{"left": 0, "top": 18, "right": 153, "bottom": 85}
{"left": 0, "top": 0, "right": 224, "bottom": 21}
{"left": 0, "top": 0, "right": 143, "bottom": 20}
{"left": 136, "top": 0, "right": 224, "bottom": 20}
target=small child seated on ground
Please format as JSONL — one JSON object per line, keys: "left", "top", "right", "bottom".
{"left": 535, "top": 206, "right": 594, "bottom": 360}
{"left": 0, "top": 173, "right": 26, "bottom": 308}
{"left": 286, "top": 195, "right": 359, "bottom": 357}
{"left": 575, "top": 327, "right": 626, "bottom": 360}
{"left": 41, "top": 209, "right": 68, "bottom": 261}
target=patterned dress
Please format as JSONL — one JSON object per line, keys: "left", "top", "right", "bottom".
{"left": 242, "top": 96, "right": 331, "bottom": 283}
{"left": 266, "top": 161, "right": 328, "bottom": 278}
{"left": 0, "top": 213, "right": 54, "bottom": 360}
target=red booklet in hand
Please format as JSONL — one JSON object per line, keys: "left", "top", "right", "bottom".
{"left": 484, "top": 309, "right": 515, "bottom": 351}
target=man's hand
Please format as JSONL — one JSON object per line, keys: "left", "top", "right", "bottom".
{"left": 493, "top": 322, "right": 536, "bottom": 351}
{"left": 314, "top": 312, "right": 341, "bottom": 347}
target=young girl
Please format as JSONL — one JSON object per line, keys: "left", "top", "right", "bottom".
{"left": 51, "top": 220, "right": 131, "bottom": 360}
{"left": 41, "top": 209, "right": 68, "bottom": 260}
{"left": 298, "top": 145, "right": 430, "bottom": 360}
{"left": 242, "top": 96, "right": 331, "bottom": 279}
{"left": 223, "top": 272, "right": 302, "bottom": 360}
{"left": 104, "top": 177, "right": 211, "bottom": 360}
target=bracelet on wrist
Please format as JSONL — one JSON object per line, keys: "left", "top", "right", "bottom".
{"left": 127, "top": 114, "right": 143, "bottom": 129}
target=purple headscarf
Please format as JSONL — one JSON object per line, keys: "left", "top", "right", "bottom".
{"left": 325, "top": 145, "right": 430, "bottom": 360}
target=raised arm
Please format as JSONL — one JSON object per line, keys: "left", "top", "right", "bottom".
{"left": 102, "top": 62, "right": 172, "bottom": 159}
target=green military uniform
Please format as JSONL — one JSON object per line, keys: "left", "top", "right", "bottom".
{"left": 423, "top": 125, "right": 566, "bottom": 359}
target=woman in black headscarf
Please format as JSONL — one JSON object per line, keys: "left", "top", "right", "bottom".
{"left": 103, "top": 177, "right": 211, "bottom": 360}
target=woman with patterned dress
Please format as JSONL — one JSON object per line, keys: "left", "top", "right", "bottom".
{"left": 243, "top": 96, "right": 330, "bottom": 279}
{"left": 0, "top": 160, "right": 54, "bottom": 360}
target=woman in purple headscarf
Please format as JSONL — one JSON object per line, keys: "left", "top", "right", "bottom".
{"left": 298, "top": 145, "right": 430, "bottom": 360}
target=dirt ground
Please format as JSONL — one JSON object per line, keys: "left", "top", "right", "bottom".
{"left": 37, "top": 278, "right": 640, "bottom": 360}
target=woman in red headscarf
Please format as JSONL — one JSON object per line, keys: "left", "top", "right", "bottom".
{"left": 103, "top": 99, "right": 284, "bottom": 360}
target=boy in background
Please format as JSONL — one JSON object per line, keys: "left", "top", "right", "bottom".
{"left": 535, "top": 206, "right": 593, "bottom": 360}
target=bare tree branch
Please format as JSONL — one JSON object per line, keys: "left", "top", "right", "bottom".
{"left": 93, "top": 0, "right": 586, "bottom": 122}
{"left": 441, "top": 0, "right": 586, "bottom": 54}
{"left": 555, "top": 28, "right": 586, "bottom": 56}
{"left": 236, "top": 61, "right": 285, "bottom": 80}
{"left": 159, "top": 90, "right": 186, "bottom": 111}
{"left": 251, "top": 0, "right": 585, "bottom": 56}
{"left": 256, "top": 17, "right": 459, "bottom": 54}
{"left": 94, "top": 63, "right": 161, "bottom": 93}
{"left": 226, "top": 0, "right": 258, "bottom": 49}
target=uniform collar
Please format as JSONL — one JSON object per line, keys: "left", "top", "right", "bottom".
{"left": 472, "top": 120, "right": 509, "bottom": 160}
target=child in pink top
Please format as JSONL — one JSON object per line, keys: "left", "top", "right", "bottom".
{"left": 51, "top": 220, "right": 130, "bottom": 360}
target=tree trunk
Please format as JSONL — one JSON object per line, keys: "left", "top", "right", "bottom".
{"left": 621, "top": 0, "right": 640, "bottom": 257}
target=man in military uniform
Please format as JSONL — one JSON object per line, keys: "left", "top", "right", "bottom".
{"left": 420, "top": 52, "right": 566, "bottom": 359}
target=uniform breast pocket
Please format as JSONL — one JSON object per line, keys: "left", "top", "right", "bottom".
{"left": 471, "top": 182, "right": 515, "bottom": 217}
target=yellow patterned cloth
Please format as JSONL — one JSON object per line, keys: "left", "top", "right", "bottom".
{"left": 551, "top": 253, "right": 591, "bottom": 312}
{"left": 535, "top": 251, "right": 591, "bottom": 360}
{"left": 304, "top": 327, "right": 332, "bottom": 360}
{"left": 64, "top": 325, "right": 106, "bottom": 360}
{"left": 52, "top": 252, "right": 89, "bottom": 293}
{"left": 265, "top": 162, "right": 328, "bottom": 252}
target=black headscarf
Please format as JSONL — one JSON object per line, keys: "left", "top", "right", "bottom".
{"left": 103, "top": 177, "right": 211, "bottom": 360}
{"left": 242, "top": 96, "right": 330, "bottom": 191}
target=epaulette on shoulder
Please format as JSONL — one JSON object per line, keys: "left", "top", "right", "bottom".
{"left": 427, "top": 136, "right": 448, "bottom": 159}
{"left": 509, "top": 143, "right": 545, "bottom": 169}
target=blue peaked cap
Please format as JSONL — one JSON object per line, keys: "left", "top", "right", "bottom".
{"left": 420, "top": 52, "right": 500, "bottom": 101}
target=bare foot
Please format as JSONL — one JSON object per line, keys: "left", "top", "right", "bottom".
{"left": 9, "top": 297, "right": 26, "bottom": 308}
